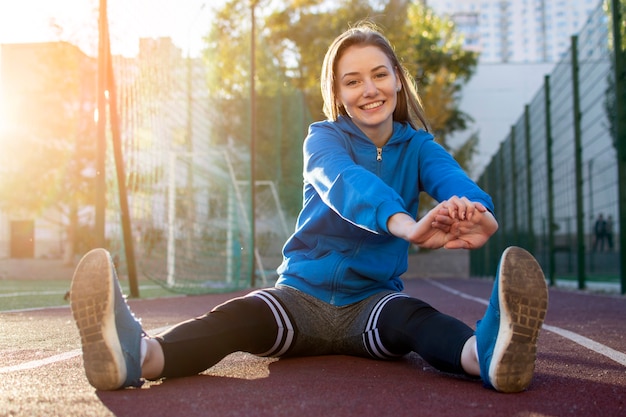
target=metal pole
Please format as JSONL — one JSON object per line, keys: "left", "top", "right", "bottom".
{"left": 611, "top": 0, "right": 626, "bottom": 295}
{"left": 510, "top": 125, "right": 519, "bottom": 244}
{"left": 249, "top": 0, "right": 258, "bottom": 286}
{"left": 95, "top": 0, "right": 108, "bottom": 247}
{"left": 167, "top": 151, "right": 176, "bottom": 286}
{"left": 489, "top": 159, "right": 499, "bottom": 276}
{"left": 544, "top": 75, "right": 556, "bottom": 286}
{"left": 571, "top": 35, "right": 586, "bottom": 290}
{"left": 524, "top": 105, "right": 535, "bottom": 253}
{"left": 588, "top": 159, "right": 594, "bottom": 273}
{"left": 498, "top": 143, "right": 506, "bottom": 254}
{"left": 183, "top": 51, "right": 195, "bottom": 260}
{"left": 106, "top": 24, "right": 139, "bottom": 298}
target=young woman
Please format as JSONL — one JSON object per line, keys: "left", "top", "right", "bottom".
{"left": 70, "top": 23, "right": 548, "bottom": 393}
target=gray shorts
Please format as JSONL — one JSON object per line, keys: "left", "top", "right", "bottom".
{"left": 252, "top": 285, "right": 410, "bottom": 359}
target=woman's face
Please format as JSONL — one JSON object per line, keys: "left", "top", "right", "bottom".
{"left": 335, "top": 44, "right": 401, "bottom": 145}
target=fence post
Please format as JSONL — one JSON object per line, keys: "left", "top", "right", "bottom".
{"left": 544, "top": 75, "right": 556, "bottom": 286}
{"left": 524, "top": 105, "right": 535, "bottom": 253}
{"left": 487, "top": 161, "right": 494, "bottom": 277}
{"left": 474, "top": 174, "right": 488, "bottom": 276}
{"left": 498, "top": 143, "right": 507, "bottom": 257}
{"left": 571, "top": 35, "right": 586, "bottom": 290}
{"left": 611, "top": 0, "right": 626, "bottom": 295}
{"left": 510, "top": 125, "right": 519, "bottom": 244}
{"left": 249, "top": 0, "right": 258, "bottom": 286}
{"left": 478, "top": 160, "right": 496, "bottom": 277}
{"left": 106, "top": 25, "right": 139, "bottom": 298}
{"left": 95, "top": 0, "right": 108, "bottom": 247}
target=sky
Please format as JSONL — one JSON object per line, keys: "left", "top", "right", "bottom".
{"left": 0, "top": 1, "right": 88, "bottom": 44}
{"left": 0, "top": 0, "right": 215, "bottom": 56}
{"left": 0, "top": 0, "right": 215, "bottom": 135}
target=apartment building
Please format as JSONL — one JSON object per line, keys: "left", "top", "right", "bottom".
{"left": 426, "top": 0, "right": 599, "bottom": 174}
{"left": 428, "top": 0, "right": 598, "bottom": 63}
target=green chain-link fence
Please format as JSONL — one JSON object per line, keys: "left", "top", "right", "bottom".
{"left": 471, "top": 0, "right": 626, "bottom": 294}
{"left": 97, "top": 1, "right": 310, "bottom": 295}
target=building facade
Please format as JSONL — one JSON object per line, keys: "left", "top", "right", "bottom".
{"left": 428, "top": 0, "right": 599, "bottom": 63}
{"left": 426, "top": 0, "right": 600, "bottom": 175}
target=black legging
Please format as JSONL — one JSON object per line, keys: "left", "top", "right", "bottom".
{"left": 376, "top": 296, "right": 474, "bottom": 374}
{"left": 156, "top": 294, "right": 280, "bottom": 378}
{"left": 155, "top": 292, "right": 473, "bottom": 379}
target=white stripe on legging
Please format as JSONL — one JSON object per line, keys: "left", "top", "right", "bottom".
{"left": 250, "top": 290, "right": 295, "bottom": 357}
{"left": 363, "top": 293, "right": 409, "bottom": 359}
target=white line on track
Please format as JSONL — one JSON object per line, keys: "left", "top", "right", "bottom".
{"left": 426, "top": 279, "right": 626, "bottom": 367}
{"left": 0, "top": 291, "right": 68, "bottom": 298}
{"left": 0, "top": 326, "right": 171, "bottom": 374}
{"left": 0, "top": 350, "right": 82, "bottom": 374}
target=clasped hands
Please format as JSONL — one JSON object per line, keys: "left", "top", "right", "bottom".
{"left": 388, "top": 196, "right": 499, "bottom": 250}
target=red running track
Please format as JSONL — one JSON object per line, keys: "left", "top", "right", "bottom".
{"left": 1, "top": 277, "right": 625, "bottom": 417}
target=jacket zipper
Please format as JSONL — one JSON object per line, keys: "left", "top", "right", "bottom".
{"left": 376, "top": 147, "right": 382, "bottom": 161}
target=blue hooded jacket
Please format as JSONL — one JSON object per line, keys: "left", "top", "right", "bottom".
{"left": 276, "top": 116, "right": 494, "bottom": 306}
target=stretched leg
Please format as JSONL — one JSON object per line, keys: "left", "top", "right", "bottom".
{"left": 373, "top": 247, "right": 547, "bottom": 393}
{"left": 153, "top": 290, "right": 294, "bottom": 379}
{"left": 374, "top": 294, "right": 475, "bottom": 375}
{"left": 475, "top": 246, "right": 548, "bottom": 393}
{"left": 71, "top": 248, "right": 294, "bottom": 389}
{"left": 70, "top": 249, "right": 145, "bottom": 390}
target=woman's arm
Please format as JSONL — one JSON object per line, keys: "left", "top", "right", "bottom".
{"left": 303, "top": 122, "right": 409, "bottom": 233}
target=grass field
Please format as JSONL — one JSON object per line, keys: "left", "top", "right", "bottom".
{"left": 0, "top": 278, "right": 179, "bottom": 311}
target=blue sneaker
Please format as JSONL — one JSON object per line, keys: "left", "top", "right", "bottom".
{"left": 70, "top": 248, "right": 144, "bottom": 390}
{"left": 475, "top": 246, "right": 548, "bottom": 393}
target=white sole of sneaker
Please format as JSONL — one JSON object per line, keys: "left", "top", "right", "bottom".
{"left": 70, "top": 248, "right": 127, "bottom": 390}
{"left": 489, "top": 246, "right": 548, "bottom": 393}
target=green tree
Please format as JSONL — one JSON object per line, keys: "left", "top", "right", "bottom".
{"left": 604, "top": 0, "right": 626, "bottom": 152}
{"left": 394, "top": 4, "right": 478, "bottom": 148}
{"left": 205, "top": 0, "right": 311, "bottom": 218}
{"left": 207, "top": 0, "right": 479, "bottom": 215}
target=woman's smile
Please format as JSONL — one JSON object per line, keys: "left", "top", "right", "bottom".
{"left": 361, "top": 100, "right": 385, "bottom": 110}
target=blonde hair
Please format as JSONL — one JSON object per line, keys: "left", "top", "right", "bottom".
{"left": 320, "top": 22, "right": 430, "bottom": 132}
